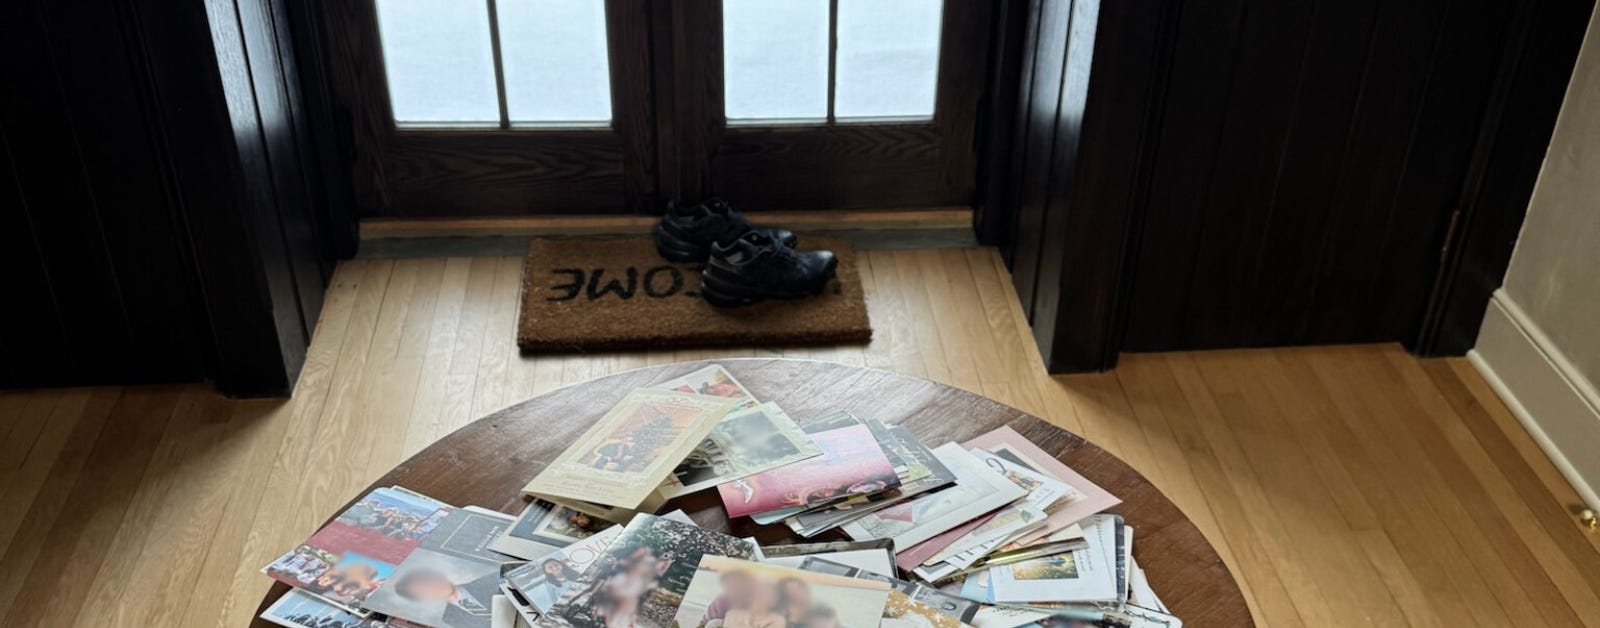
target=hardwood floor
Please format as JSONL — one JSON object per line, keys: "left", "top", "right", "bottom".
{"left": 0, "top": 247, "right": 1595, "bottom": 627}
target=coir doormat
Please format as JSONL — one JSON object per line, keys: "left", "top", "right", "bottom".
{"left": 517, "top": 236, "right": 871, "bottom": 353}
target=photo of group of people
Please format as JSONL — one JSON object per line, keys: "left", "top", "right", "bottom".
{"left": 337, "top": 494, "right": 449, "bottom": 542}
{"left": 266, "top": 546, "right": 395, "bottom": 606}
{"left": 263, "top": 488, "right": 450, "bottom": 607}
{"left": 543, "top": 515, "right": 758, "bottom": 628}
{"left": 676, "top": 556, "right": 891, "bottom": 628}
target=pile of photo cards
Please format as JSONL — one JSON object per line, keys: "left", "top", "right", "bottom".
{"left": 260, "top": 365, "right": 1187, "bottom": 628}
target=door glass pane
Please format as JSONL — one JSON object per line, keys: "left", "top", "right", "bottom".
{"left": 723, "top": 0, "right": 829, "bottom": 123}
{"left": 835, "top": 0, "right": 943, "bottom": 120}
{"left": 375, "top": 0, "right": 501, "bottom": 125}
{"left": 499, "top": 0, "right": 613, "bottom": 126}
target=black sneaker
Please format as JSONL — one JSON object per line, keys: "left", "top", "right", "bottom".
{"left": 655, "top": 198, "right": 797, "bottom": 263}
{"left": 700, "top": 232, "right": 837, "bottom": 307}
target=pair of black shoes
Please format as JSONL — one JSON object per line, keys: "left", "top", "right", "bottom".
{"left": 655, "top": 198, "right": 838, "bottom": 308}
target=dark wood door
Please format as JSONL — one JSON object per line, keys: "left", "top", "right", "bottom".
{"left": 323, "top": 0, "right": 992, "bottom": 218}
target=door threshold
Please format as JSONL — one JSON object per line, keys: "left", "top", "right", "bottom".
{"left": 355, "top": 208, "right": 977, "bottom": 258}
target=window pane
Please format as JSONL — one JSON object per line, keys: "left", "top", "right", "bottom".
{"left": 723, "top": 0, "right": 829, "bottom": 122}
{"left": 835, "top": 0, "right": 942, "bottom": 120}
{"left": 375, "top": 0, "right": 500, "bottom": 125}
{"left": 499, "top": 0, "right": 613, "bottom": 126}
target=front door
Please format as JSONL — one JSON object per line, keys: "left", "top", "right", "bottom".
{"left": 322, "top": 0, "right": 991, "bottom": 217}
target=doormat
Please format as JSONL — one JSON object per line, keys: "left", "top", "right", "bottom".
{"left": 517, "top": 235, "right": 871, "bottom": 353}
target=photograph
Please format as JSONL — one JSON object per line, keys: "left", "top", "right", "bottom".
{"left": 1009, "top": 553, "right": 1079, "bottom": 580}
{"left": 365, "top": 548, "right": 501, "bottom": 628}
{"left": 364, "top": 508, "right": 517, "bottom": 628}
{"left": 491, "top": 500, "right": 611, "bottom": 560}
{"left": 263, "top": 487, "right": 451, "bottom": 607}
{"left": 542, "top": 515, "right": 758, "bottom": 628}
{"left": 718, "top": 423, "right": 900, "bottom": 518}
{"left": 653, "top": 365, "right": 761, "bottom": 411}
{"left": 260, "top": 590, "right": 386, "bottom": 628}
{"left": 335, "top": 489, "right": 453, "bottom": 542}
{"left": 675, "top": 556, "right": 891, "bottom": 628}
{"left": 661, "top": 402, "right": 822, "bottom": 498}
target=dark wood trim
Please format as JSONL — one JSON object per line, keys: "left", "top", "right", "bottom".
{"left": 1033, "top": 0, "right": 1178, "bottom": 372}
{"left": 972, "top": 0, "right": 1033, "bottom": 250}
{"left": 1412, "top": 0, "right": 1596, "bottom": 356}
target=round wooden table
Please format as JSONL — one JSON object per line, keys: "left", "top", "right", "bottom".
{"left": 254, "top": 359, "right": 1253, "bottom": 627}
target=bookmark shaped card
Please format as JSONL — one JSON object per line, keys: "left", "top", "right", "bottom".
{"left": 523, "top": 388, "right": 738, "bottom": 510}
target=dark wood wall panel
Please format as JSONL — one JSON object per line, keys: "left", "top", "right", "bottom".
{"left": 1118, "top": 0, "right": 1581, "bottom": 354}
{"left": 0, "top": 0, "right": 205, "bottom": 387}
{"left": 987, "top": 0, "right": 1592, "bottom": 371}
{"left": 1004, "top": 0, "right": 1071, "bottom": 315}
{"left": 2, "top": 0, "right": 351, "bottom": 394}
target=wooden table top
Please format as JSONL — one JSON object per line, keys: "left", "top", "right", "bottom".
{"left": 253, "top": 359, "right": 1253, "bottom": 627}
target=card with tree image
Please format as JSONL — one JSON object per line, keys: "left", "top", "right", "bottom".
{"left": 541, "top": 515, "right": 758, "bottom": 628}
{"left": 524, "top": 389, "right": 739, "bottom": 510}
{"left": 675, "top": 556, "right": 891, "bottom": 628}
{"left": 987, "top": 514, "right": 1123, "bottom": 604}
{"left": 658, "top": 402, "right": 823, "bottom": 499}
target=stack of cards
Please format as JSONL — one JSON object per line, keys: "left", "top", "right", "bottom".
{"left": 259, "top": 364, "right": 1187, "bottom": 628}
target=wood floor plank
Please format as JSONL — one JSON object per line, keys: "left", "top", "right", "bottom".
{"left": 861, "top": 250, "right": 926, "bottom": 379}
{"left": 176, "top": 399, "right": 297, "bottom": 628}
{"left": 1306, "top": 347, "right": 1516, "bottom": 627}
{"left": 203, "top": 261, "right": 370, "bottom": 628}
{"left": 1444, "top": 358, "right": 1600, "bottom": 556}
{"left": 891, "top": 249, "right": 954, "bottom": 386}
{"left": 1166, "top": 352, "right": 1334, "bottom": 627}
{"left": 1190, "top": 351, "right": 1383, "bottom": 627}
{"left": 79, "top": 388, "right": 242, "bottom": 628}
{"left": 0, "top": 387, "right": 182, "bottom": 628}
{"left": 0, "top": 388, "right": 117, "bottom": 624}
{"left": 1411, "top": 358, "right": 1600, "bottom": 625}
{"left": 404, "top": 258, "right": 473, "bottom": 458}
{"left": 0, "top": 390, "right": 90, "bottom": 555}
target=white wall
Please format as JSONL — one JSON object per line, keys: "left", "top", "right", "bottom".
{"left": 1471, "top": 4, "right": 1600, "bottom": 510}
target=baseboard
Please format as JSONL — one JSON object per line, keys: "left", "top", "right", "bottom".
{"left": 1468, "top": 289, "right": 1600, "bottom": 511}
